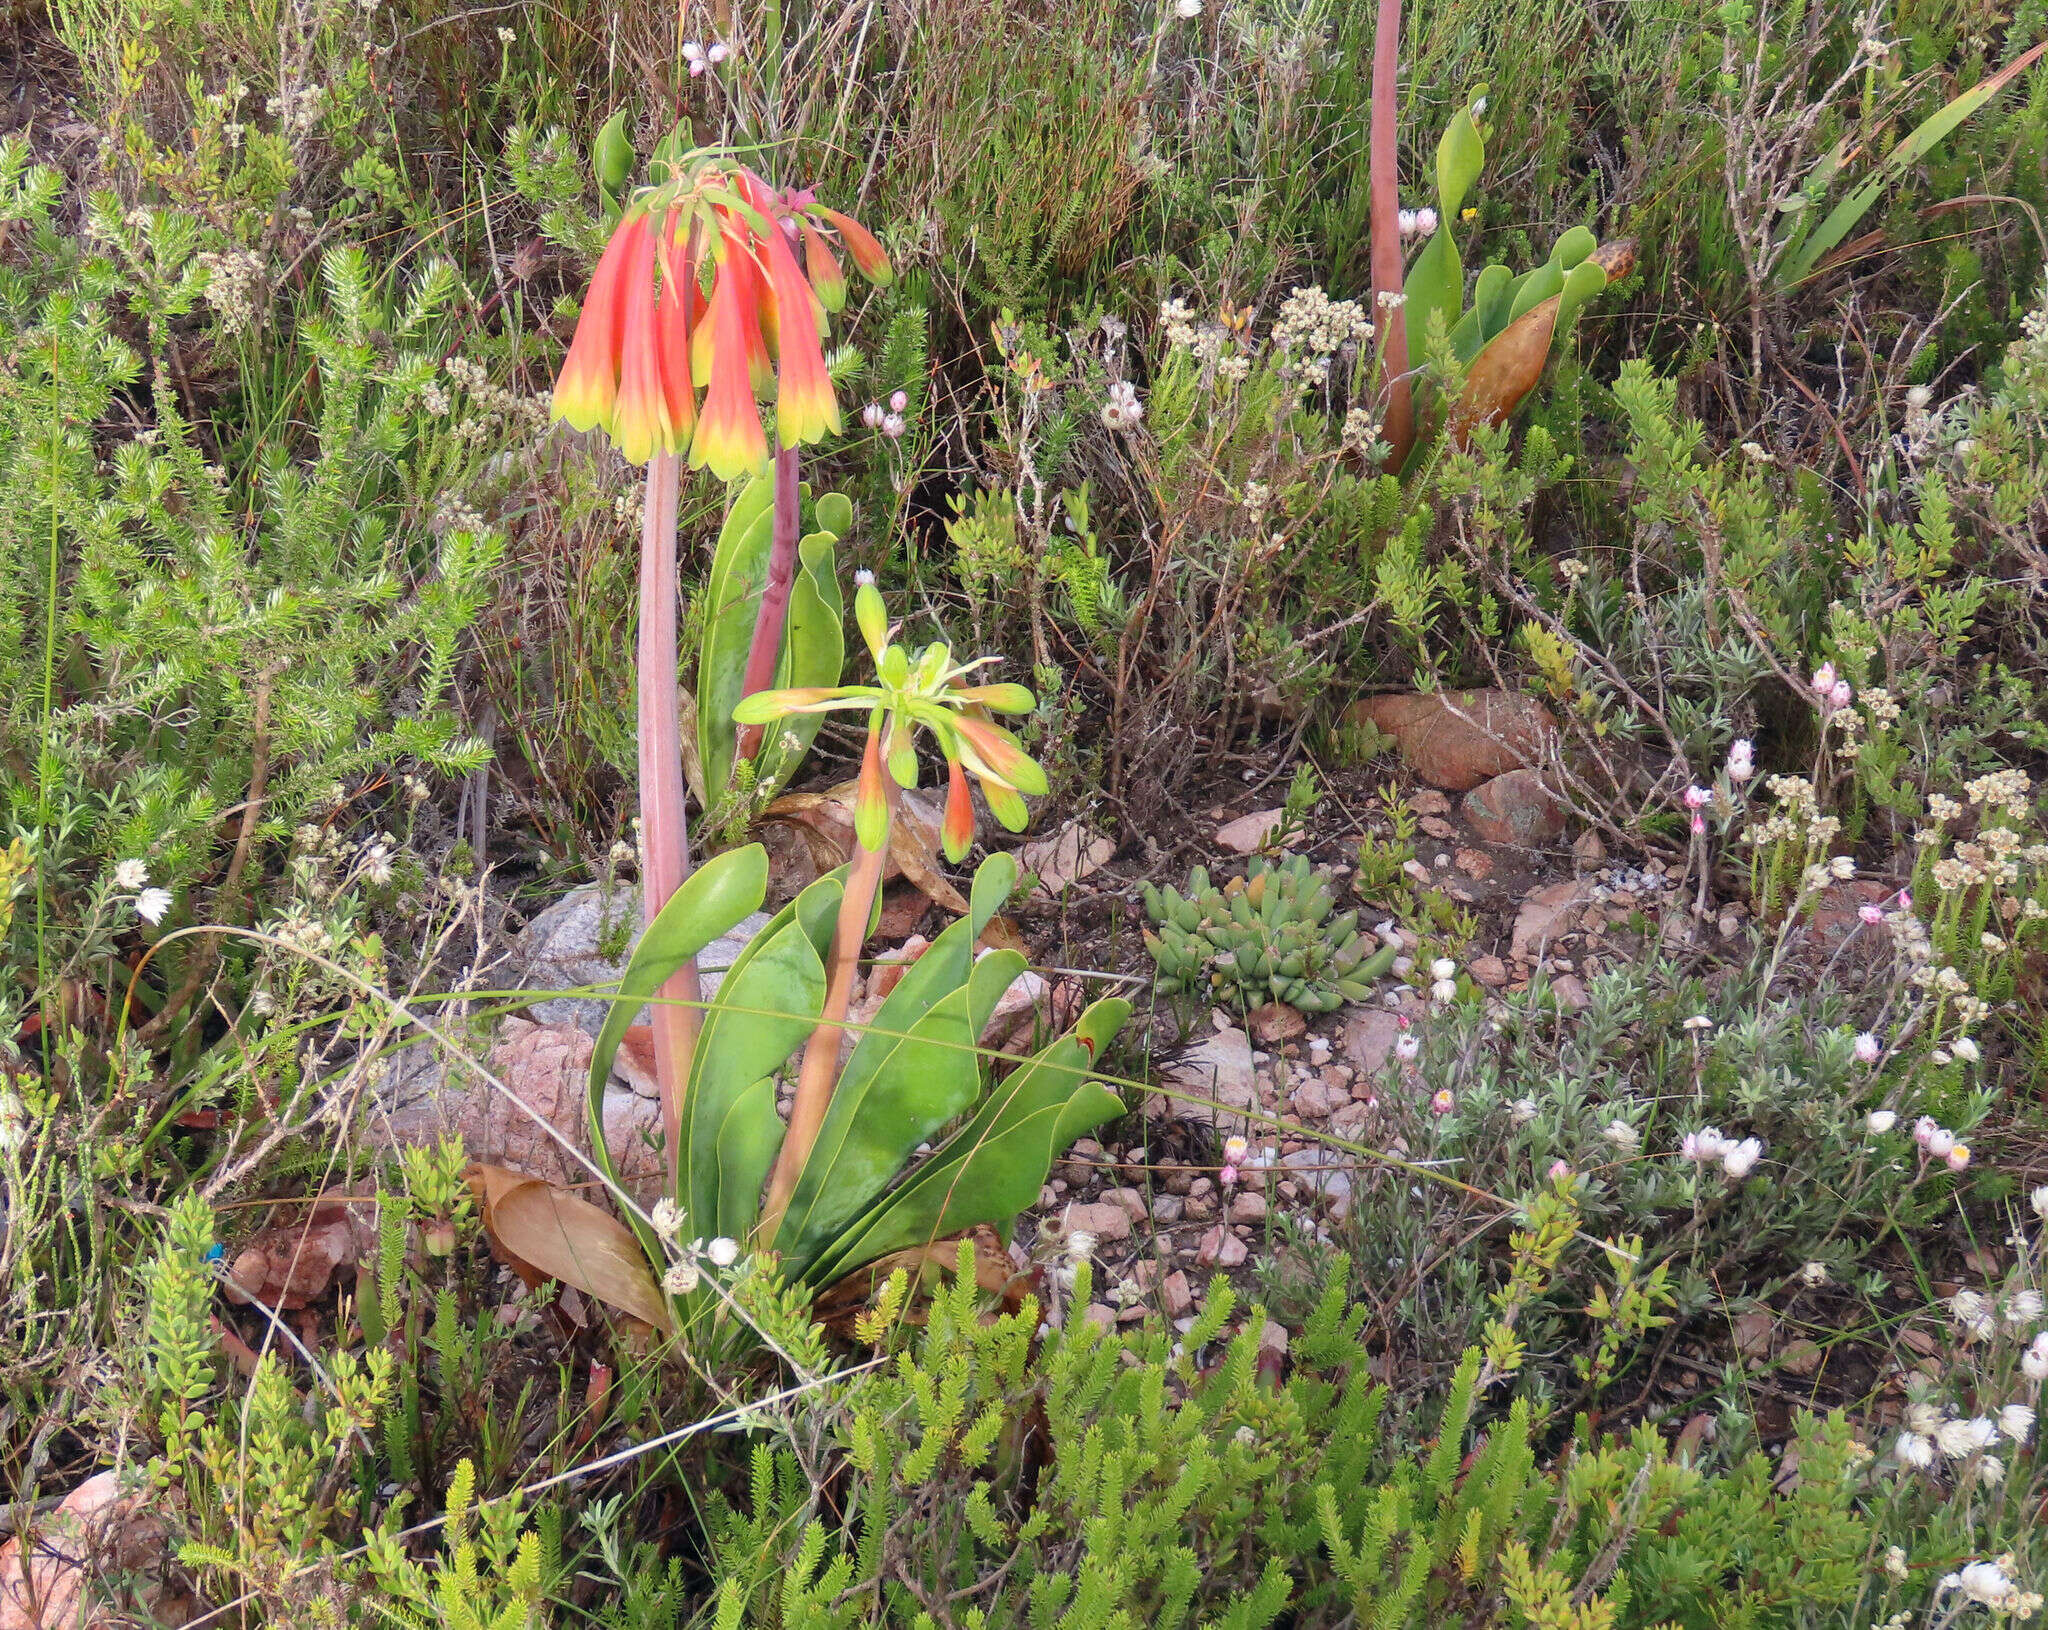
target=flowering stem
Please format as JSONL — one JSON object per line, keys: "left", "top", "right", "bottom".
{"left": 1369, "top": 0, "right": 1413, "bottom": 468}
{"left": 734, "top": 444, "right": 804, "bottom": 770}
{"left": 757, "top": 731, "right": 900, "bottom": 1248}
{"left": 637, "top": 451, "right": 704, "bottom": 1191}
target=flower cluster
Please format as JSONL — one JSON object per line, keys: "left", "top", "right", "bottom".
{"left": 860, "top": 388, "right": 910, "bottom": 439}
{"left": 649, "top": 1199, "right": 742, "bottom": 1295}
{"left": 1101, "top": 379, "right": 1144, "bottom": 430}
{"left": 1269, "top": 286, "right": 1374, "bottom": 386}
{"left": 553, "top": 160, "right": 891, "bottom": 474}
{"left": 1935, "top": 1559, "right": 2041, "bottom": 1619}
{"left": 1678, "top": 1126, "right": 1765, "bottom": 1179}
{"left": 680, "top": 39, "right": 731, "bottom": 76}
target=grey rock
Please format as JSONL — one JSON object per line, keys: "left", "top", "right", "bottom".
{"left": 513, "top": 883, "right": 770, "bottom": 1036}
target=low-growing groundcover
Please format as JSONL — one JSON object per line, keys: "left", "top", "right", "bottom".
{"left": 4, "top": 0, "right": 2048, "bottom": 1623}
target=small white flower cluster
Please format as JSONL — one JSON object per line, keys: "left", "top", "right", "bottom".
{"left": 113, "top": 859, "right": 174, "bottom": 925}
{"left": 444, "top": 353, "right": 551, "bottom": 437}
{"left": 1396, "top": 208, "right": 1439, "bottom": 239}
{"left": 1895, "top": 1385, "right": 2033, "bottom": 1484}
{"left": 1678, "top": 1126, "right": 1764, "bottom": 1179}
{"left": 1936, "top": 1558, "right": 2042, "bottom": 1619}
{"left": 861, "top": 388, "right": 910, "bottom": 438}
{"left": 1270, "top": 285, "right": 1373, "bottom": 386}
{"left": 1339, "top": 407, "right": 1382, "bottom": 453}
{"left": 681, "top": 39, "right": 732, "bottom": 76}
{"left": 0, "top": 1085, "right": 28, "bottom": 1155}
{"left": 1428, "top": 957, "right": 1458, "bottom": 1003}
{"left": 649, "top": 1202, "right": 742, "bottom": 1296}
{"left": 1912, "top": 1115, "right": 1973, "bottom": 1172}
{"left": 196, "top": 248, "right": 267, "bottom": 336}
{"left": 265, "top": 81, "right": 327, "bottom": 139}
{"left": 1101, "top": 379, "right": 1144, "bottom": 431}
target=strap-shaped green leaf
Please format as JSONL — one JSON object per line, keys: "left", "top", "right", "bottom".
{"left": 682, "top": 876, "right": 838, "bottom": 1235}
{"left": 746, "top": 529, "right": 844, "bottom": 806}
{"left": 1461, "top": 263, "right": 1514, "bottom": 357}
{"left": 1403, "top": 231, "right": 1464, "bottom": 372}
{"left": 1506, "top": 259, "right": 1565, "bottom": 328}
{"left": 778, "top": 950, "right": 1027, "bottom": 1274}
{"left": 584, "top": 845, "right": 770, "bottom": 1192}
{"left": 1776, "top": 41, "right": 2045, "bottom": 289}
{"left": 1435, "top": 88, "right": 1487, "bottom": 222}
{"left": 803, "top": 997, "right": 1130, "bottom": 1287}
{"left": 774, "top": 854, "right": 1016, "bottom": 1265}
{"left": 1551, "top": 258, "right": 1609, "bottom": 341}
{"left": 714, "top": 1077, "right": 786, "bottom": 1243}
{"left": 695, "top": 475, "right": 778, "bottom": 803}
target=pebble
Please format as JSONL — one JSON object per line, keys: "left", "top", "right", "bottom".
{"left": 1230, "top": 1191, "right": 1268, "bottom": 1223}
{"left": 1197, "top": 1225, "right": 1248, "bottom": 1269}
{"left": 1161, "top": 1271, "right": 1194, "bottom": 1317}
{"left": 1059, "top": 1201, "right": 1133, "bottom": 1242}
{"left": 1102, "top": 1187, "right": 1148, "bottom": 1223}
{"left": 1152, "top": 1194, "right": 1184, "bottom": 1225}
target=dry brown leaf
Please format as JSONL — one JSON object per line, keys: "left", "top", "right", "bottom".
{"left": 762, "top": 784, "right": 971, "bottom": 914}
{"left": 975, "top": 916, "right": 1031, "bottom": 957}
{"left": 465, "top": 1163, "right": 672, "bottom": 1333}
{"left": 1450, "top": 239, "right": 1635, "bottom": 449}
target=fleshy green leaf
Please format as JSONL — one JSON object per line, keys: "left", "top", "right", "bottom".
{"left": 1435, "top": 89, "right": 1487, "bottom": 221}
{"left": 584, "top": 845, "right": 770, "bottom": 1194}
{"left": 694, "top": 475, "right": 778, "bottom": 802}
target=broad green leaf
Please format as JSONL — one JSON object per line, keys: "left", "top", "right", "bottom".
{"left": 1435, "top": 87, "right": 1487, "bottom": 221}
{"left": 714, "top": 1077, "right": 786, "bottom": 1243}
{"left": 813, "top": 490, "right": 853, "bottom": 539}
{"left": 1778, "top": 41, "right": 2045, "bottom": 289}
{"left": 1472, "top": 262, "right": 1514, "bottom": 345}
{"left": 747, "top": 529, "right": 844, "bottom": 805}
{"left": 806, "top": 998, "right": 1130, "bottom": 1287}
{"left": 775, "top": 856, "right": 1016, "bottom": 1266}
{"left": 1551, "top": 258, "right": 1609, "bottom": 339}
{"left": 683, "top": 878, "right": 836, "bottom": 1236}
{"left": 1403, "top": 231, "right": 1464, "bottom": 372}
{"left": 584, "top": 845, "right": 769, "bottom": 1191}
{"left": 1506, "top": 260, "right": 1564, "bottom": 328}
{"left": 1551, "top": 225, "right": 1596, "bottom": 271}
{"left": 694, "top": 475, "right": 778, "bottom": 802}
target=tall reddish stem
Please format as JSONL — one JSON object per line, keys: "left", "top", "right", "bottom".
{"left": 1370, "top": 0, "right": 1413, "bottom": 468}
{"left": 637, "top": 451, "right": 703, "bottom": 1191}
{"left": 734, "top": 443, "right": 803, "bottom": 766}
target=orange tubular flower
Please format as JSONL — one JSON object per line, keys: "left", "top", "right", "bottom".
{"left": 941, "top": 753, "right": 975, "bottom": 863}
{"left": 550, "top": 155, "right": 892, "bottom": 473}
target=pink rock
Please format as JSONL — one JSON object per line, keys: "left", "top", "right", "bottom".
{"left": 1161, "top": 1270, "right": 1194, "bottom": 1317}
{"left": 1342, "top": 1009, "right": 1401, "bottom": 1074}
{"left": 1058, "top": 1201, "right": 1134, "bottom": 1242}
{"left": 1101, "top": 1187, "right": 1149, "bottom": 1223}
{"left": 1248, "top": 1001, "right": 1307, "bottom": 1044}
{"left": 1196, "top": 1225, "right": 1248, "bottom": 1268}
{"left": 1290, "top": 1080, "right": 1336, "bottom": 1119}
{"left": 1216, "top": 808, "right": 1294, "bottom": 854}
{"left": 1470, "top": 954, "right": 1509, "bottom": 988}
{"left": 1081, "top": 1303, "right": 1118, "bottom": 1333}
{"left": 1348, "top": 690, "right": 1557, "bottom": 792}
{"left": 1230, "top": 1191, "right": 1268, "bottom": 1223}
{"left": 1463, "top": 769, "right": 1567, "bottom": 847}
{"left": 1511, "top": 880, "right": 1591, "bottom": 961}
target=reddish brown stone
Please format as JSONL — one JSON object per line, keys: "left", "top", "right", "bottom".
{"left": 1347, "top": 690, "right": 1557, "bottom": 792}
{"left": 1463, "top": 769, "right": 1567, "bottom": 847}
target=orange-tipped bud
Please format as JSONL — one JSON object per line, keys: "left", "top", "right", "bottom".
{"left": 853, "top": 721, "right": 891, "bottom": 853}
{"left": 950, "top": 682, "right": 1035, "bottom": 714}
{"left": 941, "top": 755, "right": 975, "bottom": 862}
{"left": 800, "top": 221, "right": 848, "bottom": 313}
{"left": 817, "top": 207, "right": 893, "bottom": 286}
{"left": 952, "top": 715, "right": 1048, "bottom": 797}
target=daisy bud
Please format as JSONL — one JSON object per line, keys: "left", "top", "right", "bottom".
{"left": 1829, "top": 854, "right": 1855, "bottom": 880}
{"left": 1905, "top": 385, "right": 1931, "bottom": 410}
{"left": 1913, "top": 1116, "right": 1939, "bottom": 1148}
{"left": 2032, "top": 1184, "right": 2048, "bottom": 1220}
{"left": 1858, "top": 903, "right": 1883, "bottom": 925}
{"left": 1394, "top": 1034, "right": 1420, "bottom": 1061}
{"left": 2000, "top": 1403, "right": 2035, "bottom": 1443}
{"left": 1509, "top": 1098, "right": 1538, "bottom": 1124}
{"left": 1398, "top": 208, "right": 1419, "bottom": 237}
{"left": 861, "top": 402, "right": 884, "bottom": 428}
{"left": 1799, "top": 1261, "right": 1828, "bottom": 1286}
{"left": 1691, "top": 814, "right": 1705, "bottom": 835}
{"left": 136, "top": 887, "right": 173, "bottom": 924}
{"left": 1946, "top": 1143, "right": 1971, "bottom": 1172}
{"left": 706, "top": 1236, "right": 740, "bottom": 1267}
{"left": 1429, "top": 957, "right": 1457, "bottom": 980}
{"left": 706, "top": 41, "right": 730, "bottom": 63}
{"left": 1830, "top": 679, "right": 1853, "bottom": 708}
{"left": 1416, "top": 208, "right": 1438, "bottom": 236}
{"left": 1721, "top": 1137, "right": 1763, "bottom": 1179}
{"left": 1865, "top": 1106, "right": 1894, "bottom": 1130}
{"left": 1952, "top": 1036, "right": 1979, "bottom": 1064}
{"left": 1430, "top": 1088, "right": 1455, "bottom": 1115}
{"left": 1175, "top": 0, "right": 1203, "bottom": 14}
{"left": 1894, "top": 1431, "right": 1934, "bottom": 1468}
{"left": 663, "top": 1260, "right": 701, "bottom": 1295}
{"left": 1811, "top": 663, "right": 1836, "bottom": 694}
{"left": 2026, "top": 1333, "right": 2048, "bottom": 1382}
{"left": 1546, "top": 1159, "right": 1572, "bottom": 1184}
{"left": 889, "top": 389, "right": 908, "bottom": 413}
{"left": 1927, "top": 1128, "right": 1955, "bottom": 1158}
{"left": 1683, "top": 785, "right": 1709, "bottom": 809}
{"left": 1219, "top": 1165, "right": 1238, "bottom": 1186}
{"left": 1726, "top": 738, "right": 1754, "bottom": 781}
{"left": 882, "top": 412, "right": 906, "bottom": 438}
{"left": 1855, "top": 1035, "right": 1882, "bottom": 1066}
{"left": 1430, "top": 978, "right": 1457, "bottom": 1003}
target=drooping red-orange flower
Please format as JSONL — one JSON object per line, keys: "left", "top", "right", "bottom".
{"left": 551, "top": 158, "right": 891, "bottom": 474}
